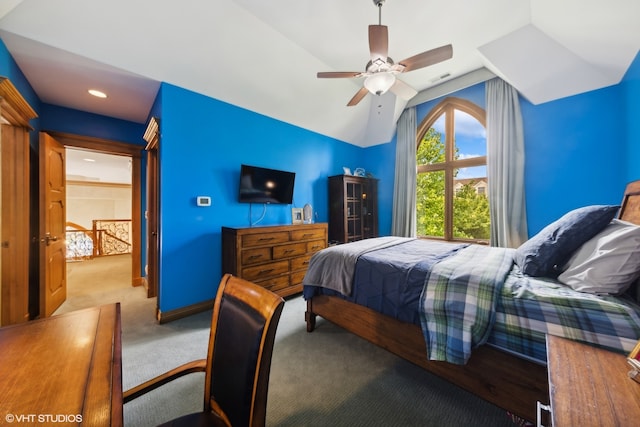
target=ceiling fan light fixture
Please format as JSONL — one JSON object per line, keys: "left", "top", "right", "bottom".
{"left": 364, "top": 73, "right": 395, "bottom": 95}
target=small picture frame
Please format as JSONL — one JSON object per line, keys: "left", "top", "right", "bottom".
{"left": 291, "top": 208, "right": 303, "bottom": 225}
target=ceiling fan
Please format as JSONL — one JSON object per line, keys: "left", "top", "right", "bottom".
{"left": 317, "top": 0, "right": 453, "bottom": 106}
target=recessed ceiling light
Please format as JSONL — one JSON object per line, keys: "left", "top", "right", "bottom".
{"left": 88, "top": 89, "right": 107, "bottom": 98}
{"left": 83, "top": 158, "right": 96, "bottom": 162}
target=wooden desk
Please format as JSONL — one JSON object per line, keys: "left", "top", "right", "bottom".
{"left": 547, "top": 334, "right": 640, "bottom": 426}
{"left": 0, "top": 304, "right": 122, "bottom": 426}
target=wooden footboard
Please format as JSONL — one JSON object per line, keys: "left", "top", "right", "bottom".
{"left": 306, "top": 295, "right": 548, "bottom": 423}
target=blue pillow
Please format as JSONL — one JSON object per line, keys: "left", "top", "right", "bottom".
{"left": 515, "top": 205, "right": 620, "bottom": 277}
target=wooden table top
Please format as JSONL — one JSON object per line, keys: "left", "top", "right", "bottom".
{"left": 547, "top": 334, "right": 640, "bottom": 427}
{"left": 0, "top": 304, "right": 122, "bottom": 426}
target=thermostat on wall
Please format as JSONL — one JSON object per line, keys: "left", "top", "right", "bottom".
{"left": 196, "top": 196, "right": 211, "bottom": 206}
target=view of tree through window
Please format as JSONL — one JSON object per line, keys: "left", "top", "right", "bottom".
{"left": 416, "top": 98, "right": 489, "bottom": 241}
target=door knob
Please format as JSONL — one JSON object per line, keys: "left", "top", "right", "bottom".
{"left": 40, "top": 233, "right": 59, "bottom": 246}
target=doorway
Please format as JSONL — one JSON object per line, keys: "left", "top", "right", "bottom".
{"left": 43, "top": 131, "right": 145, "bottom": 316}
{"left": 55, "top": 148, "right": 138, "bottom": 314}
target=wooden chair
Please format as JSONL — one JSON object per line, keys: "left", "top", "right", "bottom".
{"left": 124, "top": 274, "right": 285, "bottom": 427}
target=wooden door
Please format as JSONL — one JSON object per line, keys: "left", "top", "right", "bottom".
{"left": 143, "top": 118, "right": 159, "bottom": 299}
{"left": 1, "top": 124, "right": 30, "bottom": 325}
{"left": 39, "top": 132, "right": 67, "bottom": 317}
{"left": 45, "top": 131, "right": 144, "bottom": 291}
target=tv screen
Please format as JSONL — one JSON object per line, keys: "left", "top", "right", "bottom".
{"left": 238, "top": 164, "right": 295, "bottom": 204}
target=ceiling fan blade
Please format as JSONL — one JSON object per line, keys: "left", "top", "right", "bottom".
{"left": 347, "top": 87, "right": 369, "bottom": 106}
{"left": 368, "top": 25, "right": 388, "bottom": 62}
{"left": 389, "top": 79, "right": 417, "bottom": 101}
{"left": 398, "top": 44, "right": 453, "bottom": 73}
{"left": 317, "top": 71, "right": 361, "bottom": 78}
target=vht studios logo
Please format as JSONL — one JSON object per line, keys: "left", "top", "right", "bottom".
{"left": 5, "top": 414, "right": 83, "bottom": 423}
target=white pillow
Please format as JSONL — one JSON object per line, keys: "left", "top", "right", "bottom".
{"left": 558, "top": 219, "right": 640, "bottom": 294}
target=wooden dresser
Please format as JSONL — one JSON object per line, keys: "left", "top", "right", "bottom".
{"left": 545, "top": 334, "right": 640, "bottom": 426}
{"left": 221, "top": 223, "right": 328, "bottom": 297}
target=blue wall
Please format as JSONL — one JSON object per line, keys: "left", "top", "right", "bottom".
{"left": 155, "top": 83, "right": 367, "bottom": 312}
{"left": 623, "top": 52, "right": 640, "bottom": 181}
{"left": 0, "top": 40, "right": 41, "bottom": 144}
{"left": 520, "top": 85, "right": 626, "bottom": 234}
{"left": 39, "top": 104, "right": 147, "bottom": 145}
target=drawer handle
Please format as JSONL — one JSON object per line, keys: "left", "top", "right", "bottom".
{"left": 302, "top": 233, "right": 314, "bottom": 238}
{"left": 283, "top": 249, "right": 295, "bottom": 254}
{"left": 248, "top": 254, "right": 263, "bottom": 260}
{"left": 311, "top": 245, "right": 321, "bottom": 250}
{"left": 258, "top": 269, "right": 274, "bottom": 275}
{"left": 258, "top": 237, "right": 275, "bottom": 241}
{"left": 303, "top": 260, "right": 310, "bottom": 265}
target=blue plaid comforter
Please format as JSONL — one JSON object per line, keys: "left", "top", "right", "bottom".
{"left": 489, "top": 266, "right": 640, "bottom": 361}
{"left": 419, "top": 245, "right": 515, "bottom": 364}
{"left": 303, "top": 238, "right": 640, "bottom": 365}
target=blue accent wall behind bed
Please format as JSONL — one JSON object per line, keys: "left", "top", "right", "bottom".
{"left": 623, "top": 51, "right": 640, "bottom": 181}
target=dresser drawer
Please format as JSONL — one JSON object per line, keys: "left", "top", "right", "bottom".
{"left": 242, "top": 247, "right": 271, "bottom": 265}
{"left": 242, "top": 231, "right": 289, "bottom": 248}
{"left": 292, "top": 228, "right": 326, "bottom": 241}
{"left": 273, "top": 242, "right": 307, "bottom": 259}
{"left": 242, "top": 260, "right": 289, "bottom": 281}
{"left": 291, "top": 270, "right": 307, "bottom": 286}
{"left": 307, "top": 239, "right": 326, "bottom": 253}
{"left": 291, "top": 254, "right": 312, "bottom": 272}
{"left": 258, "top": 275, "right": 290, "bottom": 293}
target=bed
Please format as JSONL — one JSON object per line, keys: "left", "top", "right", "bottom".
{"left": 303, "top": 180, "right": 640, "bottom": 422}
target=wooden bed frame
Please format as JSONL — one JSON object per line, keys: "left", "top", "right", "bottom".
{"left": 305, "top": 296, "right": 547, "bottom": 421}
{"left": 305, "top": 180, "right": 640, "bottom": 423}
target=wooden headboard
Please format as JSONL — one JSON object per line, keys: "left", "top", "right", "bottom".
{"left": 619, "top": 179, "right": 640, "bottom": 302}
{"left": 619, "top": 180, "right": 640, "bottom": 225}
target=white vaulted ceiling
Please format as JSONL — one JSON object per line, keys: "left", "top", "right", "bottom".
{"left": 0, "top": 0, "right": 638, "bottom": 147}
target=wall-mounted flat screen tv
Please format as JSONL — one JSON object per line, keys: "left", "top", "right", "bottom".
{"left": 238, "top": 164, "right": 295, "bottom": 204}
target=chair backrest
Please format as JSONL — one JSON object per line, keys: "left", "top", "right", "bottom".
{"left": 204, "top": 274, "right": 285, "bottom": 427}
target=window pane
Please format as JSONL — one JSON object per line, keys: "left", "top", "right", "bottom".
{"left": 416, "top": 170, "right": 444, "bottom": 237}
{"left": 417, "top": 115, "right": 445, "bottom": 165}
{"left": 454, "top": 110, "right": 486, "bottom": 161}
{"left": 453, "top": 167, "right": 490, "bottom": 240}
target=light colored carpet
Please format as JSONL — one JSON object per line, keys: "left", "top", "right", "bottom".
{"left": 54, "top": 254, "right": 145, "bottom": 315}
{"left": 55, "top": 258, "right": 518, "bottom": 426}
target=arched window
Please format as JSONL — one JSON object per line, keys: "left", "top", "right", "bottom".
{"left": 416, "top": 97, "right": 489, "bottom": 242}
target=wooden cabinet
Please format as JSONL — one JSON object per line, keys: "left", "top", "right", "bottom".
{"left": 328, "top": 175, "right": 378, "bottom": 244}
{"left": 221, "top": 223, "right": 327, "bottom": 297}
{"left": 545, "top": 334, "right": 640, "bottom": 427}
